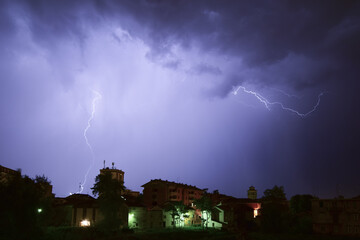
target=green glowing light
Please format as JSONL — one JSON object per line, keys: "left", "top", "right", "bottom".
{"left": 37, "top": 208, "right": 43, "bottom": 213}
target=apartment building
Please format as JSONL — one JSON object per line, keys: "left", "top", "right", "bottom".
{"left": 0, "top": 165, "right": 21, "bottom": 183}
{"left": 312, "top": 197, "right": 360, "bottom": 236}
{"left": 141, "top": 179, "right": 204, "bottom": 208}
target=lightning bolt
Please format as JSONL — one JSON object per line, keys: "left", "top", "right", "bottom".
{"left": 78, "top": 90, "right": 102, "bottom": 193}
{"left": 232, "top": 86, "right": 323, "bottom": 118}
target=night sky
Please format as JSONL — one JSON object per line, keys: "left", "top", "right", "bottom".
{"left": 1, "top": 0, "right": 359, "bottom": 199}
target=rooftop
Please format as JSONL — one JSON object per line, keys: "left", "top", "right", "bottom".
{"left": 141, "top": 179, "right": 202, "bottom": 190}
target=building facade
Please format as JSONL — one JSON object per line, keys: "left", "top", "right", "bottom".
{"left": 0, "top": 165, "right": 21, "bottom": 184}
{"left": 312, "top": 197, "right": 360, "bottom": 236}
{"left": 141, "top": 179, "right": 203, "bottom": 208}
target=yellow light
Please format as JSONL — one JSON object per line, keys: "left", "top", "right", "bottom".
{"left": 253, "top": 209, "right": 258, "bottom": 218}
{"left": 80, "top": 219, "right": 90, "bottom": 227}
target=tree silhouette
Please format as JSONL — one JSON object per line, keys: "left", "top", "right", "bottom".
{"left": 164, "top": 201, "right": 188, "bottom": 228}
{"left": 263, "top": 185, "right": 286, "bottom": 200}
{"left": 261, "top": 185, "right": 289, "bottom": 233}
{"left": 0, "top": 173, "right": 53, "bottom": 239}
{"left": 194, "top": 194, "right": 213, "bottom": 228}
{"left": 92, "top": 171, "right": 125, "bottom": 231}
{"left": 290, "top": 194, "right": 317, "bottom": 234}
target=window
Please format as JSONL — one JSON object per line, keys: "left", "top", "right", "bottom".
{"left": 73, "top": 207, "right": 77, "bottom": 225}
{"left": 83, "top": 208, "right": 87, "bottom": 219}
{"left": 80, "top": 219, "right": 90, "bottom": 227}
{"left": 319, "top": 201, "right": 324, "bottom": 208}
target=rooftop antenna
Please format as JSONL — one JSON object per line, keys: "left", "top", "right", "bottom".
{"left": 112, "top": 162, "right": 115, "bottom": 169}
{"left": 78, "top": 183, "right": 81, "bottom": 193}
{"left": 103, "top": 160, "right": 106, "bottom": 169}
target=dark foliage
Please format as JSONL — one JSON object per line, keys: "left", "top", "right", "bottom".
{"left": 261, "top": 185, "right": 290, "bottom": 233}
{"left": 164, "top": 201, "right": 188, "bottom": 228}
{"left": 91, "top": 171, "right": 126, "bottom": 232}
{"left": 0, "top": 173, "right": 53, "bottom": 240}
{"left": 289, "top": 194, "right": 318, "bottom": 234}
{"left": 290, "top": 194, "right": 317, "bottom": 214}
{"left": 263, "top": 185, "right": 286, "bottom": 201}
{"left": 194, "top": 193, "right": 213, "bottom": 228}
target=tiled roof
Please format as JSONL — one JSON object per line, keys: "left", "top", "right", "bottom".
{"left": 141, "top": 179, "right": 202, "bottom": 190}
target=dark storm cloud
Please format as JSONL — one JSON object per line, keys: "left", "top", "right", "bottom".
{"left": 16, "top": 0, "right": 95, "bottom": 43}
{"left": 92, "top": 0, "right": 360, "bottom": 92}
{"left": 3, "top": 0, "right": 359, "bottom": 93}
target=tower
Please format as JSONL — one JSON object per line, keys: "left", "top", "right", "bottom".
{"left": 100, "top": 162, "right": 124, "bottom": 183}
{"left": 247, "top": 186, "right": 257, "bottom": 200}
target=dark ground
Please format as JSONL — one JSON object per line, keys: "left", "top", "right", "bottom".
{"left": 43, "top": 227, "right": 360, "bottom": 240}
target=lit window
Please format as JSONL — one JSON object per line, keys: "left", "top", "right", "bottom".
{"left": 253, "top": 209, "right": 258, "bottom": 218}
{"left": 80, "top": 219, "right": 90, "bottom": 227}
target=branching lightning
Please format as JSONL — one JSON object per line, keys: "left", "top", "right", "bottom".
{"left": 232, "top": 86, "right": 323, "bottom": 117}
{"left": 78, "top": 90, "right": 102, "bottom": 193}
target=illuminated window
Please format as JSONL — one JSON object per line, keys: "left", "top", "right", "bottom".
{"left": 253, "top": 209, "right": 258, "bottom": 218}
{"left": 80, "top": 219, "right": 90, "bottom": 227}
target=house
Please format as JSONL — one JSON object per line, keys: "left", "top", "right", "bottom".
{"left": 206, "top": 187, "right": 261, "bottom": 231}
{"left": 126, "top": 195, "right": 147, "bottom": 229}
{"left": 64, "top": 194, "right": 101, "bottom": 227}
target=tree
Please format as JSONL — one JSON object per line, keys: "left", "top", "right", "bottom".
{"left": 290, "top": 194, "right": 316, "bottom": 214}
{"left": 91, "top": 171, "right": 126, "bottom": 231}
{"left": 164, "top": 201, "right": 188, "bottom": 228}
{"left": 261, "top": 185, "right": 289, "bottom": 233}
{"left": 290, "top": 194, "right": 317, "bottom": 234}
{"left": 0, "top": 173, "right": 53, "bottom": 239}
{"left": 194, "top": 194, "right": 213, "bottom": 228}
{"left": 263, "top": 185, "right": 286, "bottom": 200}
